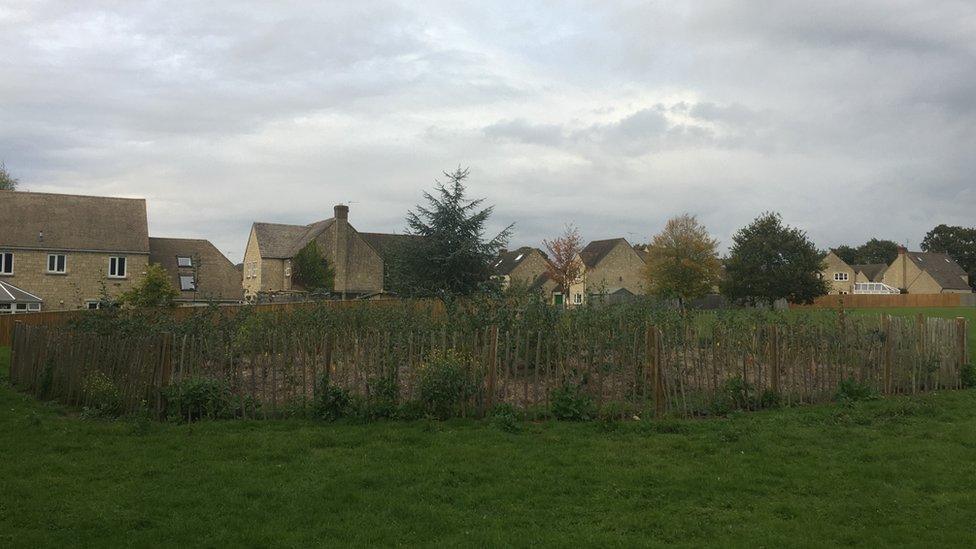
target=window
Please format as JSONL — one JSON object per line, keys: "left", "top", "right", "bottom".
{"left": 15, "top": 304, "right": 27, "bottom": 312}
{"left": 179, "top": 275, "right": 196, "bottom": 291}
{"left": 109, "top": 256, "right": 127, "bottom": 278}
{"left": 573, "top": 293, "right": 583, "bottom": 305}
{"left": 28, "top": 303, "right": 41, "bottom": 311}
{"left": 86, "top": 301, "right": 101, "bottom": 310}
{"left": 47, "top": 254, "right": 66, "bottom": 274}
{"left": 177, "top": 256, "right": 193, "bottom": 268}
{"left": 0, "top": 252, "right": 12, "bottom": 274}
{"left": 833, "top": 272, "right": 849, "bottom": 281}
{"left": 0, "top": 304, "right": 10, "bottom": 314}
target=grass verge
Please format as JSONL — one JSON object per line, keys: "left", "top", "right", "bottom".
{"left": 2, "top": 346, "right": 976, "bottom": 546}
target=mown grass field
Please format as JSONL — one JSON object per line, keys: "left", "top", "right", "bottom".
{"left": 3, "top": 346, "right": 976, "bottom": 547}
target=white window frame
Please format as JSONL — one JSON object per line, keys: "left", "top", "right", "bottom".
{"left": 86, "top": 301, "right": 101, "bottom": 310}
{"left": 179, "top": 275, "right": 196, "bottom": 291}
{"left": 0, "top": 252, "right": 13, "bottom": 275}
{"left": 108, "top": 256, "right": 127, "bottom": 278}
{"left": 0, "top": 304, "right": 10, "bottom": 314}
{"left": 28, "top": 303, "right": 41, "bottom": 311}
{"left": 47, "top": 253, "right": 67, "bottom": 274}
{"left": 177, "top": 256, "right": 193, "bottom": 268}
{"left": 573, "top": 292, "right": 583, "bottom": 305}
{"left": 833, "top": 272, "right": 849, "bottom": 282}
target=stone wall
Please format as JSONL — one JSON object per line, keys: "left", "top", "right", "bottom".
{"left": 0, "top": 249, "right": 148, "bottom": 310}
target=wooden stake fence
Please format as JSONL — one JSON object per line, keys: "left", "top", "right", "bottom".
{"left": 7, "top": 314, "right": 970, "bottom": 419}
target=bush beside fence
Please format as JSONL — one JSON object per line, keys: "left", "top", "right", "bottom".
{"left": 8, "top": 310, "right": 969, "bottom": 420}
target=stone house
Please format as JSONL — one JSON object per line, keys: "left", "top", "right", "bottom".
{"left": 0, "top": 190, "right": 150, "bottom": 310}
{"left": 149, "top": 237, "right": 244, "bottom": 305}
{"left": 882, "top": 247, "right": 971, "bottom": 294}
{"left": 492, "top": 247, "right": 555, "bottom": 290}
{"left": 823, "top": 251, "right": 892, "bottom": 294}
{"left": 242, "top": 204, "right": 413, "bottom": 299}
{"left": 567, "top": 238, "right": 647, "bottom": 306}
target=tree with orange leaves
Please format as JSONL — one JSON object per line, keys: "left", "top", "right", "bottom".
{"left": 644, "top": 214, "right": 721, "bottom": 305}
{"left": 543, "top": 224, "right": 584, "bottom": 303}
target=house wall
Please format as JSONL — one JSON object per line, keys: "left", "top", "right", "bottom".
{"left": 882, "top": 254, "right": 943, "bottom": 294}
{"left": 0, "top": 249, "right": 148, "bottom": 310}
{"left": 824, "top": 252, "right": 855, "bottom": 294}
{"left": 568, "top": 243, "right": 646, "bottom": 306}
{"left": 308, "top": 223, "right": 383, "bottom": 296}
{"left": 509, "top": 251, "right": 550, "bottom": 286}
{"left": 242, "top": 227, "right": 263, "bottom": 298}
{"left": 585, "top": 243, "right": 647, "bottom": 297}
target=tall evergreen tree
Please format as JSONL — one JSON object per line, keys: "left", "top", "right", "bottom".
{"left": 722, "top": 212, "right": 829, "bottom": 305}
{"left": 390, "top": 167, "right": 513, "bottom": 297}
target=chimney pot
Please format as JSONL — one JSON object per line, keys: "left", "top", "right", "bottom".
{"left": 334, "top": 204, "right": 349, "bottom": 220}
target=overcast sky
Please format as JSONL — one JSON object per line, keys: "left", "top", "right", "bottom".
{"left": 2, "top": 1, "right": 974, "bottom": 262}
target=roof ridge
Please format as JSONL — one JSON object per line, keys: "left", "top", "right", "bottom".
{"left": 0, "top": 189, "right": 145, "bottom": 201}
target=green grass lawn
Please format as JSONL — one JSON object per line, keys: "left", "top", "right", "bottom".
{"left": 4, "top": 347, "right": 976, "bottom": 547}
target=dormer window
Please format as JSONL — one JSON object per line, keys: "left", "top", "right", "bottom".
{"left": 177, "top": 256, "right": 193, "bottom": 268}
{"left": 179, "top": 275, "right": 195, "bottom": 291}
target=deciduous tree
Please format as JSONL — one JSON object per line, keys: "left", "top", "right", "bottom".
{"left": 119, "top": 264, "right": 179, "bottom": 308}
{"left": 644, "top": 214, "right": 721, "bottom": 304}
{"left": 722, "top": 212, "right": 829, "bottom": 305}
{"left": 292, "top": 240, "right": 335, "bottom": 291}
{"left": 0, "top": 161, "right": 18, "bottom": 191}
{"left": 543, "top": 224, "right": 584, "bottom": 300}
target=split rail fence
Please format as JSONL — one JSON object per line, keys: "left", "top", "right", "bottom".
{"left": 8, "top": 314, "right": 969, "bottom": 420}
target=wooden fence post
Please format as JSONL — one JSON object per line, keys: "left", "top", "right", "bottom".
{"left": 646, "top": 325, "right": 664, "bottom": 418}
{"left": 155, "top": 332, "right": 173, "bottom": 419}
{"left": 9, "top": 321, "right": 23, "bottom": 384}
{"left": 485, "top": 325, "right": 499, "bottom": 412}
{"left": 768, "top": 324, "right": 780, "bottom": 395}
{"left": 958, "top": 317, "right": 969, "bottom": 387}
{"left": 881, "top": 314, "right": 892, "bottom": 395}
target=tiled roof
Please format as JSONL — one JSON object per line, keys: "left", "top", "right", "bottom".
{"left": 149, "top": 237, "right": 243, "bottom": 302}
{"left": 252, "top": 219, "right": 335, "bottom": 259}
{"left": 0, "top": 279, "right": 43, "bottom": 304}
{"left": 359, "top": 232, "right": 425, "bottom": 258}
{"left": 492, "top": 246, "right": 544, "bottom": 275}
{"left": 579, "top": 238, "right": 631, "bottom": 268}
{"left": 907, "top": 252, "right": 970, "bottom": 291}
{"left": 0, "top": 190, "right": 149, "bottom": 253}
{"left": 852, "top": 263, "right": 888, "bottom": 282}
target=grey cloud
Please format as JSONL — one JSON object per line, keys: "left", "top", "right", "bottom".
{"left": 1, "top": 0, "right": 974, "bottom": 262}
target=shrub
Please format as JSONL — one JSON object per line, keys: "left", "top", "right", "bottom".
{"left": 164, "top": 377, "right": 234, "bottom": 421}
{"left": 550, "top": 384, "right": 596, "bottom": 421}
{"left": 835, "top": 378, "right": 876, "bottom": 402}
{"left": 416, "top": 350, "right": 479, "bottom": 419}
{"left": 598, "top": 400, "right": 636, "bottom": 422}
{"left": 489, "top": 404, "right": 521, "bottom": 433}
{"left": 314, "top": 375, "right": 351, "bottom": 421}
{"left": 81, "top": 371, "right": 124, "bottom": 419}
{"left": 961, "top": 363, "right": 976, "bottom": 389}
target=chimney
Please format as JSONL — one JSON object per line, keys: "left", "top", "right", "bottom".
{"left": 333, "top": 204, "right": 349, "bottom": 297}
{"left": 898, "top": 246, "right": 907, "bottom": 291}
